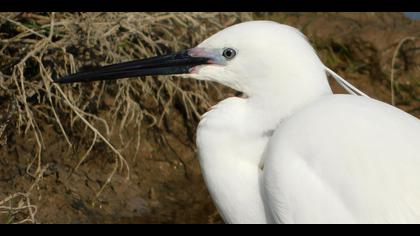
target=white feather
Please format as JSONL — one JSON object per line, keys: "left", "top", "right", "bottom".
{"left": 190, "top": 21, "right": 420, "bottom": 224}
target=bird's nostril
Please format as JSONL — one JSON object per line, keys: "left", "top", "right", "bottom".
{"left": 235, "top": 91, "right": 244, "bottom": 97}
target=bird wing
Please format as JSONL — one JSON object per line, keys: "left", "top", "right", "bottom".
{"left": 262, "top": 95, "right": 420, "bottom": 224}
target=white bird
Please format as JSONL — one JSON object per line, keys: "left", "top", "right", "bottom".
{"left": 55, "top": 21, "right": 420, "bottom": 224}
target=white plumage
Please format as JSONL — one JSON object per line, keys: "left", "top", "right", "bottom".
{"left": 56, "top": 20, "right": 420, "bottom": 224}
{"left": 191, "top": 21, "right": 420, "bottom": 224}
{"left": 264, "top": 95, "right": 420, "bottom": 223}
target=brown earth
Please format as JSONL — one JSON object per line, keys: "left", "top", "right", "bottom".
{"left": 0, "top": 12, "right": 419, "bottom": 224}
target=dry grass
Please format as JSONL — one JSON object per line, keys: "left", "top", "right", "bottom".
{"left": 0, "top": 12, "right": 252, "bottom": 223}
{"left": 0, "top": 12, "right": 418, "bottom": 224}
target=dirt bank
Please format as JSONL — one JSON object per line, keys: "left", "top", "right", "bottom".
{"left": 0, "top": 12, "right": 418, "bottom": 223}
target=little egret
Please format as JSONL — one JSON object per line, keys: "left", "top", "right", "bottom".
{"left": 55, "top": 21, "right": 420, "bottom": 224}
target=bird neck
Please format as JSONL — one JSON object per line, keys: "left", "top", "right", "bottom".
{"left": 196, "top": 72, "right": 332, "bottom": 223}
{"left": 196, "top": 82, "right": 331, "bottom": 223}
{"left": 196, "top": 97, "right": 273, "bottom": 223}
{"left": 247, "top": 79, "right": 333, "bottom": 133}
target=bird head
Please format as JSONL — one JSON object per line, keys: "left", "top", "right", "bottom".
{"left": 55, "top": 21, "right": 330, "bottom": 100}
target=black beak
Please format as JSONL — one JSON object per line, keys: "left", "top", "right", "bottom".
{"left": 54, "top": 49, "right": 211, "bottom": 84}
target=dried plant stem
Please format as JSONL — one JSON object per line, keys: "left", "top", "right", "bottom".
{"left": 390, "top": 36, "right": 418, "bottom": 106}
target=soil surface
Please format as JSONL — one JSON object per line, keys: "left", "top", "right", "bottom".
{"left": 0, "top": 13, "right": 419, "bottom": 224}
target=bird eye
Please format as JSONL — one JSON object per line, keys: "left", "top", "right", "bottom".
{"left": 222, "top": 48, "right": 236, "bottom": 60}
